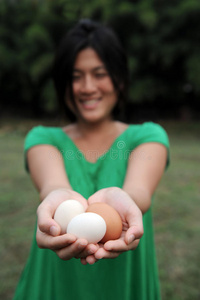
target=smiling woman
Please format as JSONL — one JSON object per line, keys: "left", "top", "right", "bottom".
{"left": 70, "top": 48, "right": 118, "bottom": 123}
{"left": 13, "top": 19, "right": 170, "bottom": 300}
{"left": 53, "top": 19, "right": 129, "bottom": 122}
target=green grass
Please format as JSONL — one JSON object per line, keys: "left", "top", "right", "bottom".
{"left": 0, "top": 119, "right": 200, "bottom": 300}
{"left": 154, "top": 121, "right": 200, "bottom": 300}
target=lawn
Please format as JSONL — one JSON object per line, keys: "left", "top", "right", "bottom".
{"left": 0, "top": 119, "right": 200, "bottom": 300}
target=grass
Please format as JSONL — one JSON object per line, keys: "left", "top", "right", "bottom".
{"left": 0, "top": 119, "right": 200, "bottom": 300}
{"left": 154, "top": 121, "right": 200, "bottom": 300}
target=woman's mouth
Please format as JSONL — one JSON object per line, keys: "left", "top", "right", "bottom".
{"left": 80, "top": 98, "right": 101, "bottom": 109}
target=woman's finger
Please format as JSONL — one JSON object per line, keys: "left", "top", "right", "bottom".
{"left": 37, "top": 203, "right": 62, "bottom": 236}
{"left": 75, "top": 243, "right": 100, "bottom": 259}
{"left": 124, "top": 204, "right": 144, "bottom": 244}
{"left": 94, "top": 247, "right": 120, "bottom": 260}
{"left": 36, "top": 229, "right": 77, "bottom": 250}
{"left": 55, "top": 239, "right": 89, "bottom": 260}
{"left": 103, "top": 238, "right": 140, "bottom": 252}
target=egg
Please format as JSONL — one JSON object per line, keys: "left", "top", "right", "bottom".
{"left": 86, "top": 203, "right": 122, "bottom": 243}
{"left": 67, "top": 212, "right": 107, "bottom": 243}
{"left": 54, "top": 200, "right": 85, "bottom": 234}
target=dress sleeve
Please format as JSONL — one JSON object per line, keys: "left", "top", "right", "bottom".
{"left": 134, "top": 122, "right": 170, "bottom": 169}
{"left": 24, "top": 125, "right": 56, "bottom": 172}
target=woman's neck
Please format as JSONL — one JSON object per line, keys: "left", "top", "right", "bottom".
{"left": 75, "top": 118, "right": 116, "bottom": 138}
{"left": 63, "top": 119, "right": 128, "bottom": 162}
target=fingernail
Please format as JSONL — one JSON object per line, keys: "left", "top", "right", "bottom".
{"left": 78, "top": 241, "right": 88, "bottom": 249}
{"left": 128, "top": 234, "right": 135, "bottom": 244}
{"left": 88, "top": 249, "right": 95, "bottom": 255}
{"left": 50, "top": 226, "right": 59, "bottom": 236}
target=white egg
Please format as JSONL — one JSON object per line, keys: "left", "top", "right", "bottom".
{"left": 54, "top": 200, "right": 85, "bottom": 234}
{"left": 67, "top": 212, "right": 107, "bottom": 243}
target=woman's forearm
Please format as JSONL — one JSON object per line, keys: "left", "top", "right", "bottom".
{"left": 123, "top": 186, "right": 151, "bottom": 214}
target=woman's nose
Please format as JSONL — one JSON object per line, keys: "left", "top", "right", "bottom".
{"left": 80, "top": 76, "right": 97, "bottom": 94}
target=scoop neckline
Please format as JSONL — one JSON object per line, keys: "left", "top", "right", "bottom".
{"left": 60, "top": 125, "right": 131, "bottom": 165}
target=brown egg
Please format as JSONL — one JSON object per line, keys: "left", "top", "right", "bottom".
{"left": 86, "top": 203, "right": 122, "bottom": 243}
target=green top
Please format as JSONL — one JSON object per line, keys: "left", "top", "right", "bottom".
{"left": 13, "top": 122, "right": 170, "bottom": 300}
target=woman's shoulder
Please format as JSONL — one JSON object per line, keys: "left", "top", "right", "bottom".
{"left": 126, "top": 121, "right": 169, "bottom": 147}
{"left": 25, "top": 125, "right": 64, "bottom": 139}
{"left": 24, "top": 125, "right": 64, "bottom": 149}
{"left": 128, "top": 121, "right": 167, "bottom": 134}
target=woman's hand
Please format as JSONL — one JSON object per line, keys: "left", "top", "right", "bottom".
{"left": 36, "top": 189, "right": 99, "bottom": 261}
{"left": 36, "top": 187, "right": 143, "bottom": 264}
{"left": 80, "top": 187, "right": 144, "bottom": 265}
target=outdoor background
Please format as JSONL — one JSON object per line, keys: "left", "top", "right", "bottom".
{"left": 0, "top": 0, "right": 200, "bottom": 299}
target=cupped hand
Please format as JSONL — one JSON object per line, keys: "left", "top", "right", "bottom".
{"left": 36, "top": 188, "right": 99, "bottom": 261}
{"left": 82, "top": 187, "right": 144, "bottom": 263}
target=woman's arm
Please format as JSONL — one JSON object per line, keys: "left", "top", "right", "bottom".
{"left": 27, "top": 144, "right": 72, "bottom": 200}
{"left": 123, "top": 142, "right": 168, "bottom": 213}
{"left": 27, "top": 144, "right": 99, "bottom": 260}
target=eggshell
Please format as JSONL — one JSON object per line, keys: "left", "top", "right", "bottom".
{"left": 86, "top": 203, "right": 122, "bottom": 243}
{"left": 54, "top": 200, "right": 85, "bottom": 234}
{"left": 67, "top": 212, "right": 107, "bottom": 243}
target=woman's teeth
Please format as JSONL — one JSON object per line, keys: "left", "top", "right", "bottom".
{"left": 81, "top": 99, "right": 100, "bottom": 105}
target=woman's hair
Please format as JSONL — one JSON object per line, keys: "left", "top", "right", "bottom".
{"left": 52, "top": 19, "right": 129, "bottom": 121}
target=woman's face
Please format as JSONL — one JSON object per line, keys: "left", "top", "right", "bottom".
{"left": 66, "top": 48, "right": 118, "bottom": 123}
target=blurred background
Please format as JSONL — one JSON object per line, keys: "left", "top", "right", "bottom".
{"left": 0, "top": 0, "right": 199, "bottom": 299}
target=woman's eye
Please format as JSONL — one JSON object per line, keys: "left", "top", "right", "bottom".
{"left": 95, "top": 73, "right": 107, "bottom": 78}
{"left": 72, "top": 74, "right": 81, "bottom": 81}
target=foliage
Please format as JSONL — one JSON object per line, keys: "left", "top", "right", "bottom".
{"left": 0, "top": 0, "right": 200, "bottom": 117}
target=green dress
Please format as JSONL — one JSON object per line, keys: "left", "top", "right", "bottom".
{"left": 13, "top": 122, "right": 170, "bottom": 300}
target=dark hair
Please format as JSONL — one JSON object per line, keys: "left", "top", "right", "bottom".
{"left": 52, "top": 19, "right": 129, "bottom": 121}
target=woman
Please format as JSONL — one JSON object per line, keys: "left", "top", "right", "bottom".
{"left": 13, "top": 19, "right": 169, "bottom": 300}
